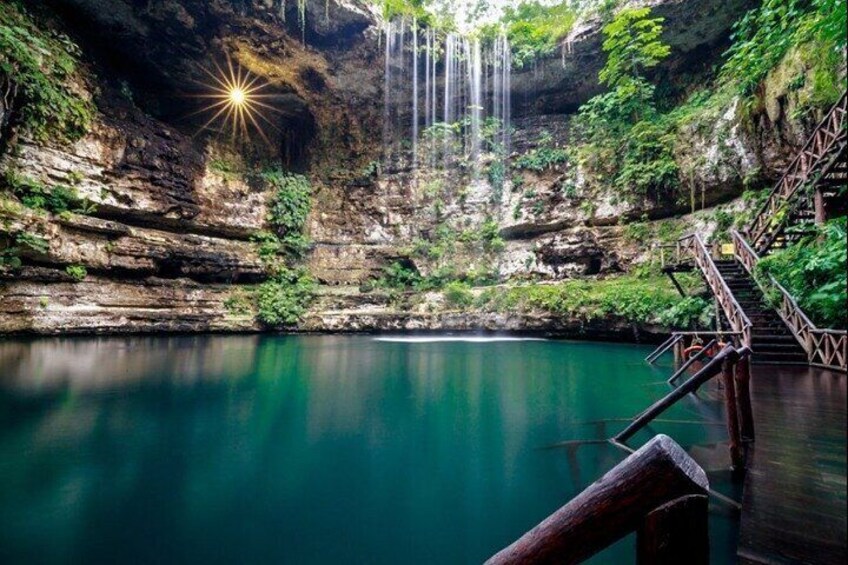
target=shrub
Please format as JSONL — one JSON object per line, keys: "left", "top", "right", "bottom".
{"left": 476, "top": 273, "right": 710, "bottom": 328}
{"left": 756, "top": 218, "right": 846, "bottom": 328}
{"left": 721, "top": 0, "right": 846, "bottom": 95}
{"left": 514, "top": 131, "right": 569, "bottom": 172}
{"left": 265, "top": 170, "right": 311, "bottom": 238}
{"left": 443, "top": 281, "right": 474, "bottom": 308}
{"left": 0, "top": 0, "right": 93, "bottom": 141}
{"left": 257, "top": 267, "right": 316, "bottom": 327}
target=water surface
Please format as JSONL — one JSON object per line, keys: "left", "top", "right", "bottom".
{"left": 0, "top": 335, "right": 738, "bottom": 563}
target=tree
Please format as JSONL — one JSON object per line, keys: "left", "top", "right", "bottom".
{"left": 598, "top": 7, "right": 671, "bottom": 89}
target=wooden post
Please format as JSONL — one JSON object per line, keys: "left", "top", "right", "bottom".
{"left": 734, "top": 357, "right": 755, "bottom": 442}
{"left": 485, "top": 435, "right": 709, "bottom": 565}
{"left": 637, "top": 495, "right": 709, "bottom": 565}
{"left": 721, "top": 357, "right": 744, "bottom": 473}
{"left": 673, "top": 338, "right": 682, "bottom": 368}
{"left": 814, "top": 187, "right": 827, "bottom": 225}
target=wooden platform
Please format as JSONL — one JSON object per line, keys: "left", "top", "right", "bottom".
{"left": 738, "top": 365, "right": 847, "bottom": 564}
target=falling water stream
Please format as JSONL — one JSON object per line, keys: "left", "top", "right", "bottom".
{"left": 382, "top": 20, "right": 512, "bottom": 175}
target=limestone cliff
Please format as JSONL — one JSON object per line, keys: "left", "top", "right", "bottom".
{"left": 0, "top": 0, "right": 839, "bottom": 336}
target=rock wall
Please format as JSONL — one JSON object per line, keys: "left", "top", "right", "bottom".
{"left": 0, "top": 0, "right": 841, "bottom": 336}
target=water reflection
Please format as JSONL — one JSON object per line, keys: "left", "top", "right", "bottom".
{"left": 0, "top": 335, "right": 735, "bottom": 564}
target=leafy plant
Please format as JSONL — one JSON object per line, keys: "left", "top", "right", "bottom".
{"left": 598, "top": 7, "right": 670, "bottom": 89}
{"left": 65, "top": 264, "right": 87, "bottom": 281}
{"left": 1, "top": 230, "right": 49, "bottom": 269}
{"left": 574, "top": 7, "right": 676, "bottom": 203}
{"left": 0, "top": 0, "right": 93, "bottom": 141}
{"left": 514, "top": 131, "right": 569, "bottom": 172}
{"left": 2, "top": 171, "right": 94, "bottom": 214}
{"left": 443, "top": 280, "right": 473, "bottom": 307}
{"left": 721, "top": 0, "right": 847, "bottom": 95}
{"left": 257, "top": 266, "right": 316, "bottom": 327}
{"left": 224, "top": 289, "right": 255, "bottom": 317}
{"left": 265, "top": 170, "right": 311, "bottom": 236}
{"left": 756, "top": 218, "right": 846, "bottom": 328}
{"left": 475, "top": 273, "right": 710, "bottom": 328}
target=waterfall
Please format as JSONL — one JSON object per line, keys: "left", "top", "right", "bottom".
{"left": 381, "top": 21, "right": 512, "bottom": 178}
{"left": 412, "top": 19, "right": 419, "bottom": 168}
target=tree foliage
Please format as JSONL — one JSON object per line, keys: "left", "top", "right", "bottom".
{"left": 721, "top": 0, "right": 848, "bottom": 94}
{"left": 0, "top": 0, "right": 93, "bottom": 141}
{"left": 598, "top": 7, "right": 670, "bottom": 88}
{"left": 574, "top": 7, "right": 675, "bottom": 203}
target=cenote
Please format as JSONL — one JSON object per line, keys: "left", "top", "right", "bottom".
{"left": 0, "top": 335, "right": 740, "bottom": 564}
{"left": 1, "top": 0, "right": 846, "bottom": 562}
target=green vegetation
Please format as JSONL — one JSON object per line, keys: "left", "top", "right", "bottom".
{"left": 255, "top": 170, "right": 313, "bottom": 260}
{"left": 489, "top": 2, "right": 578, "bottom": 69}
{"left": 257, "top": 266, "right": 316, "bottom": 327}
{"left": 373, "top": 217, "right": 505, "bottom": 291}
{"left": 379, "top": 0, "right": 432, "bottom": 23}
{"left": 65, "top": 264, "right": 87, "bottom": 281}
{"left": 266, "top": 171, "right": 311, "bottom": 236}
{"left": 574, "top": 7, "right": 676, "bottom": 203}
{"left": 2, "top": 171, "right": 94, "bottom": 215}
{"left": 252, "top": 169, "right": 316, "bottom": 327}
{"left": 0, "top": 0, "right": 93, "bottom": 141}
{"left": 597, "top": 7, "right": 670, "bottom": 89}
{"left": 756, "top": 218, "right": 847, "bottom": 328}
{"left": 443, "top": 280, "right": 474, "bottom": 307}
{"left": 223, "top": 289, "right": 255, "bottom": 317}
{"left": 0, "top": 231, "right": 49, "bottom": 269}
{"left": 721, "top": 0, "right": 847, "bottom": 97}
{"left": 513, "top": 130, "right": 569, "bottom": 171}
{"left": 475, "top": 273, "right": 711, "bottom": 328}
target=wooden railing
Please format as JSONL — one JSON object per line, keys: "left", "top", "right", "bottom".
{"left": 485, "top": 435, "right": 710, "bottom": 565}
{"left": 488, "top": 348, "right": 754, "bottom": 564}
{"left": 732, "top": 230, "right": 847, "bottom": 372}
{"left": 745, "top": 91, "right": 847, "bottom": 253}
{"left": 678, "top": 234, "right": 752, "bottom": 348}
{"left": 617, "top": 345, "right": 753, "bottom": 470}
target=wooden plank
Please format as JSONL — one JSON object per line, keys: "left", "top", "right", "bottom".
{"left": 737, "top": 365, "right": 847, "bottom": 564}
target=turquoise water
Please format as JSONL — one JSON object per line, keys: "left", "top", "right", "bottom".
{"left": 0, "top": 335, "right": 739, "bottom": 563}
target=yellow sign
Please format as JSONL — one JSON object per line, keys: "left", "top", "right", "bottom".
{"left": 721, "top": 243, "right": 736, "bottom": 256}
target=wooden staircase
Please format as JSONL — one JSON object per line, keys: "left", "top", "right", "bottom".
{"left": 660, "top": 91, "right": 847, "bottom": 371}
{"left": 745, "top": 91, "right": 847, "bottom": 255}
{"left": 714, "top": 260, "right": 808, "bottom": 365}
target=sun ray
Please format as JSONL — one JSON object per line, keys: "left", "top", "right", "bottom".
{"left": 191, "top": 56, "right": 280, "bottom": 143}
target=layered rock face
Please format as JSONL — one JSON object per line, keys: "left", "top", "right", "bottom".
{"left": 0, "top": 0, "right": 835, "bottom": 335}
{"left": 1, "top": 0, "right": 378, "bottom": 334}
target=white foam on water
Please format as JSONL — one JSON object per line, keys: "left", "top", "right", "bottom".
{"left": 374, "top": 336, "right": 547, "bottom": 344}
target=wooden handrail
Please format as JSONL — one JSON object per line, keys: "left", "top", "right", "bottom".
{"left": 679, "top": 233, "right": 752, "bottom": 348}
{"left": 744, "top": 91, "right": 847, "bottom": 253}
{"left": 667, "top": 339, "right": 717, "bottom": 384}
{"left": 732, "top": 230, "right": 847, "bottom": 372}
{"left": 646, "top": 334, "right": 683, "bottom": 364}
{"left": 485, "top": 435, "right": 709, "bottom": 565}
{"left": 616, "top": 345, "right": 745, "bottom": 443}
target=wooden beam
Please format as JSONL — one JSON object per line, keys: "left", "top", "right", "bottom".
{"left": 616, "top": 345, "right": 742, "bottom": 444}
{"left": 666, "top": 272, "right": 686, "bottom": 297}
{"left": 734, "top": 357, "right": 755, "bottom": 442}
{"left": 485, "top": 435, "right": 709, "bottom": 565}
{"left": 721, "top": 356, "right": 744, "bottom": 473}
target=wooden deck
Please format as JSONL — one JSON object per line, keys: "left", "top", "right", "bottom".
{"left": 738, "top": 365, "right": 847, "bottom": 564}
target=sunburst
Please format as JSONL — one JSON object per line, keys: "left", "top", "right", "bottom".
{"left": 191, "top": 57, "right": 280, "bottom": 142}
